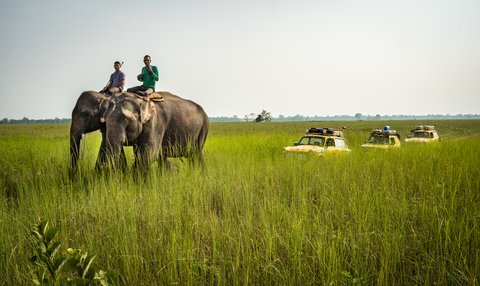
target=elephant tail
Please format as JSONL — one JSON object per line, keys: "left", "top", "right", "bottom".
{"left": 197, "top": 114, "right": 209, "bottom": 152}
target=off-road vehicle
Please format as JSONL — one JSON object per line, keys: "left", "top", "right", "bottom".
{"left": 405, "top": 125, "right": 439, "bottom": 143}
{"left": 283, "top": 128, "right": 351, "bottom": 156}
{"left": 361, "top": 126, "right": 401, "bottom": 149}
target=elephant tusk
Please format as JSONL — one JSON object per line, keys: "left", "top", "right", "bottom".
{"left": 81, "top": 134, "right": 86, "bottom": 160}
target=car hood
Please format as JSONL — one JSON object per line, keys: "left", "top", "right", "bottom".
{"left": 283, "top": 145, "right": 325, "bottom": 153}
{"left": 405, "top": 138, "right": 437, "bottom": 143}
{"left": 283, "top": 145, "right": 351, "bottom": 156}
{"left": 361, "top": 143, "right": 400, "bottom": 149}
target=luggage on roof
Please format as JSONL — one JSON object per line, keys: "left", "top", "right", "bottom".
{"left": 414, "top": 125, "right": 435, "bottom": 131}
{"left": 370, "top": 128, "right": 399, "bottom": 136}
{"left": 306, "top": 127, "right": 344, "bottom": 137}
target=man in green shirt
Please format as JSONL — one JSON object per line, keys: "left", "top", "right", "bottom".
{"left": 127, "top": 55, "right": 159, "bottom": 96}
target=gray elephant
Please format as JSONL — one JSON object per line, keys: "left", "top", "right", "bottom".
{"left": 100, "top": 91, "right": 209, "bottom": 171}
{"left": 70, "top": 91, "right": 126, "bottom": 171}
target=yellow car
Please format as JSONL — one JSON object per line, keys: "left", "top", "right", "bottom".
{"left": 405, "top": 125, "right": 440, "bottom": 143}
{"left": 283, "top": 128, "right": 351, "bottom": 156}
{"left": 361, "top": 127, "right": 401, "bottom": 149}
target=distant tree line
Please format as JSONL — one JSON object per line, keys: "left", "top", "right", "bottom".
{"left": 209, "top": 113, "right": 480, "bottom": 122}
{"left": 1, "top": 113, "right": 479, "bottom": 124}
{"left": 0, "top": 117, "right": 71, "bottom": 124}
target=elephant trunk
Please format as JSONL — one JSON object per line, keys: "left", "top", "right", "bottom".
{"left": 106, "top": 125, "right": 126, "bottom": 167}
{"left": 69, "top": 121, "right": 83, "bottom": 170}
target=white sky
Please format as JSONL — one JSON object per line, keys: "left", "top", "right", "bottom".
{"left": 0, "top": 0, "right": 479, "bottom": 119}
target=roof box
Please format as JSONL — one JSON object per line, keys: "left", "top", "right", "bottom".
{"left": 371, "top": 128, "right": 399, "bottom": 136}
{"left": 307, "top": 128, "right": 344, "bottom": 137}
{"left": 414, "top": 125, "right": 435, "bottom": 131}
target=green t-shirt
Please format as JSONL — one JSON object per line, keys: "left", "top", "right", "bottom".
{"left": 140, "top": 66, "right": 159, "bottom": 89}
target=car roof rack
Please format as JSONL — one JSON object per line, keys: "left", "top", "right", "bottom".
{"left": 413, "top": 125, "right": 435, "bottom": 131}
{"left": 370, "top": 128, "right": 399, "bottom": 137}
{"left": 306, "top": 127, "right": 344, "bottom": 137}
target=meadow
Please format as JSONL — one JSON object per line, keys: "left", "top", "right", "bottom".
{"left": 0, "top": 120, "right": 479, "bottom": 285}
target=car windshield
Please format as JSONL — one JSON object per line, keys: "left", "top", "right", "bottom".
{"left": 367, "top": 135, "right": 388, "bottom": 144}
{"left": 413, "top": 131, "right": 430, "bottom": 138}
{"left": 298, "top": 136, "right": 325, "bottom": 146}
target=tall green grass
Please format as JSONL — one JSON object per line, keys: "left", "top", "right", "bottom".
{"left": 1, "top": 120, "right": 479, "bottom": 285}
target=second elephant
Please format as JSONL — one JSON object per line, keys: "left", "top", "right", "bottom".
{"left": 101, "top": 91, "right": 209, "bottom": 171}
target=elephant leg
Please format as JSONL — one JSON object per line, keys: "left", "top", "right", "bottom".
{"left": 165, "top": 158, "right": 174, "bottom": 169}
{"left": 197, "top": 152, "right": 207, "bottom": 172}
{"left": 133, "top": 145, "right": 140, "bottom": 170}
{"left": 157, "top": 155, "right": 174, "bottom": 170}
{"left": 132, "top": 146, "right": 139, "bottom": 176}
{"left": 158, "top": 144, "right": 176, "bottom": 170}
{"left": 95, "top": 131, "right": 126, "bottom": 170}
{"left": 187, "top": 147, "right": 205, "bottom": 167}
{"left": 196, "top": 151, "right": 205, "bottom": 166}
{"left": 133, "top": 145, "right": 154, "bottom": 176}
{"left": 95, "top": 132, "right": 108, "bottom": 170}
{"left": 119, "top": 147, "right": 127, "bottom": 170}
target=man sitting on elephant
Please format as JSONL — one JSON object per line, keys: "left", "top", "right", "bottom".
{"left": 127, "top": 55, "right": 159, "bottom": 97}
{"left": 100, "top": 61, "right": 125, "bottom": 95}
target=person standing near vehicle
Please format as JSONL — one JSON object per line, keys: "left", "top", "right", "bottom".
{"left": 127, "top": 55, "right": 159, "bottom": 96}
{"left": 101, "top": 61, "right": 125, "bottom": 94}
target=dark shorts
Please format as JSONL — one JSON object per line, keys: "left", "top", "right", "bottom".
{"left": 127, "top": 85, "right": 154, "bottom": 96}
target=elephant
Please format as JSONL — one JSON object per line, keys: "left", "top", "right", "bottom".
{"left": 70, "top": 91, "right": 126, "bottom": 171}
{"left": 100, "top": 91, "right": 209, "bottom": 172}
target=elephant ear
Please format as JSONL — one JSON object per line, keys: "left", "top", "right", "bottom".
{"left": 140, "top": 101, "right": 155, "bottom": 124}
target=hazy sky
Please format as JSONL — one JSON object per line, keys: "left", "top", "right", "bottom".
{"left": 0, "top": 0, "right": 479, "bottom": 119}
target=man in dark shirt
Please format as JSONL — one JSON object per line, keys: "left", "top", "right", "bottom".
{"left": 101, "top": 61, "right": 125, "bottom": 94}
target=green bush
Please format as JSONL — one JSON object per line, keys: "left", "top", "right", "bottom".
{"left": 28, "top": 218, "right": 118, "bottom": 286}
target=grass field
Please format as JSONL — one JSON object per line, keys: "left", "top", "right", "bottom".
{"left": 1, "top": 120, "right": 479, "bottom": 285}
